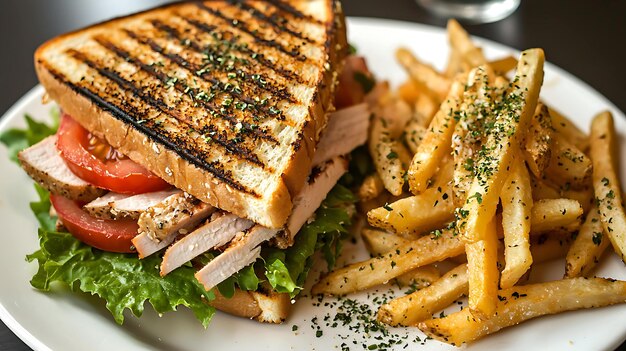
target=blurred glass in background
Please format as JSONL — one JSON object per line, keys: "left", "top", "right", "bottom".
{"left": 416, "top": 0, "right": 520, "bottom": 23}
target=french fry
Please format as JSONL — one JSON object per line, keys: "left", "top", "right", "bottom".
{"left": 396, "top": 48, "right": 451, "bottom": 101}
{"left": 361, "top": 229, "right": 441, "bottom": 286}
{"left": 380, "top": 96, "right": 413, "bottom": 139}
{"left": 545, "top": 133, "right": 592, "bottom": 189}
{"left": 500, "top": 156, "right": 533, "bottom": 289}
{"left": 445, "top": 47, "right": 465, "bottom": 78}
{"left": 368, "top": 114, "right": 411, "bottom": 196}
{"left": 459, "top": 49, "right": 544, "bottom": 244}
{"left": 369, "top": 161, "right": 454, "bottom": 235}
{"left": 530, "top": 176, "right": 560, "bottom": 200}
{"left": 378, "top": 263, "right": 468, "bottom": 326}
{"left": 531, "top": 176, "right": 593, "bottom": 214}
{"left": 523, "top": 103, "right": 553, "bottom": 178}
{"left": 458, "top": 50, "right": 544, "bottom": 318}
{"left": 562, "top": 185, "right": 594, "bottom": 214}
{"left": 398, "top": 79, "right": 421, "bottom": 105}
{"left": 407, "top": 78, "right": 465, "bottom": 194}
{"left": 367, "top": 195, "right": 578, "bottom": 240}
{"left": 361, "top": 229, "right": 441, "bottom": 288}
{"left": 431, "top": 156, "right": 455, "bottom": 188}
{"left": 358, "top": 191, "right": 408, "bottom": 215}
{"left": 358, "top": 174, "right": 385, "bottom": 201}
{"left": 418, "top": 278, "right": 626, "bottom": 346}
{"left": 321, "top": 207, "right": 577, "bottom": 297}
{"left": 465, "top": 217, "right": 499, "bottom": 318}
{"left": 451, "top": 66, "right": 498, "bottom": 204}
{"left": 367, "top": 185, "right": 455, "bottom": 236}
{"left": 549, "top": 107, "right": 590, "bottom": 152}
{"left": 361, "top": 228, "right": 410, "bottom": 256}
{"left": 311, "top": 228, "right": 465, "bottom": 296}
{"left": 565, "top": 206, "right": 610, "bottom": 278}
{"left": 530, "top": 198, "right": 583, "bottom": 233}
{"left": 363, "top": 206, "right": 572, "bottom": 255}
{"left": 447, "top": 19, "right": 487, "bottom": 68}
{"left": 414, "top": 94, "right": 439, "bottom": 127}
{"left": 488, "top": 56, "right": 518, "bottom": 76}
{"left": 378, "top": 236, "right": 572, "bottom": 327}
{"left": 395, "top": 265, "right": 441, "bottom": 289}
{"left": 403, "top": 118, "right": 426, "bottom": 154}
{"left": 590, "top": 111, "right": 626, "bottom": 263}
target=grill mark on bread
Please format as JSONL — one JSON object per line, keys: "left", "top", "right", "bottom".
{"left": 145, "top": 21, "right": 296, "bottom": 104}
{"left": 196, "top": 2, "right": 308, "bottom": 62}
{"left": 124, "top": 28, "right": 296, "bottom": 126}
{"left": 164, "top": 18, "right": 300, "bottom": 103}
{"left": 95, "top": 35, "right": 280, "bottom": 149}
{"left": 40, "top": 60, "right": 258, "bottom": 197}
{"left": 69, "top": 47, "right": 267, "bottom": 169}
{"left": 265, "top": 0, "right": 324, "bottom": 24}
{"left": 228, "top": 0, "right": 316, "bottom": 45}
{"left": 68, "top": 49, "right": 173, "bottom": 113}
{"left": 152, "top": 18, "right": 303, "bottom": 85}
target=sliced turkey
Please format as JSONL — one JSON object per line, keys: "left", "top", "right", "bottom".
{"left": 160, "top": 157, "right": 348, "bottom": 275}
{"left": 312, "top": 103, "right": 369, "bottom": 166}
{"left": 18, "top": 136, "right": 105, "bottom": 201}
{"left": 133, "top": 192, "right": 215, "bottom": 258}
{"left": 132, "top": 232, "right": 175, "bottom": 259}
{"left": 160, "top": 213, "right": 254, "bottom": 276}
{"left": 195, "top": 226, "right": 279, "bottom": 291}
{"left": 275, "top": 156, "right": 349, "bottom": 248}
{"left": 84, "top": 189, "right": 180, "bottom": 220}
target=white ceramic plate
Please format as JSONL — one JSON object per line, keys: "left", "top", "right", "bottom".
{"left": 1, "top": 17, "right": 626, "bottom": 351}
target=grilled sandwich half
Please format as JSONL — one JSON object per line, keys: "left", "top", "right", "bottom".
{"left": 35, "top": 0, "right": 348, "bottom": 229}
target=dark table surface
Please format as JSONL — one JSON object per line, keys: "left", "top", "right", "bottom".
{"left": 0, "top": 0, "right": 625, "bottom": 350}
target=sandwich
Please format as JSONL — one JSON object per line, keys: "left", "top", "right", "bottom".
{"left": 6, "top": 0, "right": 374, "bottom": 326}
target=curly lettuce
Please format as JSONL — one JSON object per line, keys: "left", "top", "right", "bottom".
{"left": 0, "top": 111, "right": 58, "bottom": 163}
{"left": 17, "top": 182, "right": 216, "bottom": 326}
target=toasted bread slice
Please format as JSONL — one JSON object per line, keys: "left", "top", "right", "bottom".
{"left": 35, "top": 0, "right": 348, "bottom": 228}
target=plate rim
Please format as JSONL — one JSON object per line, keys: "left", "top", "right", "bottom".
{"left": 0, "top": 16, "right": 625, "bottom": 351}
{"left": 0, "top": 84, "right": 49, "bottom": 351}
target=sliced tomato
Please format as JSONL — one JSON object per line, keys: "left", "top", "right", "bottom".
{"left": 56, "top": 114, "right": 170, "bottom": 194}
{"left": 50, "top": 194, "right": 138, "bottom": 253}
{"left": 335, "top": 55, "right": 374, "bottom": 109}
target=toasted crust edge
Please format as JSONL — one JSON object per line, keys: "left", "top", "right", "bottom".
{"left": 280, "top": 0, "right": 348, "bottom": 196}
{"left": 210, "top": 286, "right": 291, "bottom": 323}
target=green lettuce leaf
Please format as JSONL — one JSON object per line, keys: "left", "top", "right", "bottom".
{"left": 262, "top": 184, "right": 357, "bottom": 297}
{"left": 265, "top": 251, "right": 299, "bottom": 294}
{"left": 25, "top": 186, "right": 216, "bottom": 327}
{"left": 0, "top": 111, "right": 58, "bottom": 163}
{"left": 30, "top": 184, "right": 57, "bottom": 232}
{"left": 216, "top": 264, "right": 260, "bottom": 299}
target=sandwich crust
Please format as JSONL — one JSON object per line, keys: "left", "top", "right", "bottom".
{"left": 210, "top": 284, "right": 291, "bottom": 323}
{"left": 34, "top": 0, "right": 347, "bottom": 228}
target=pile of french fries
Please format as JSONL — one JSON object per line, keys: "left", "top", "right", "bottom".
{"left": 313, "top": 20, "right": 626, "bottom": 346}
